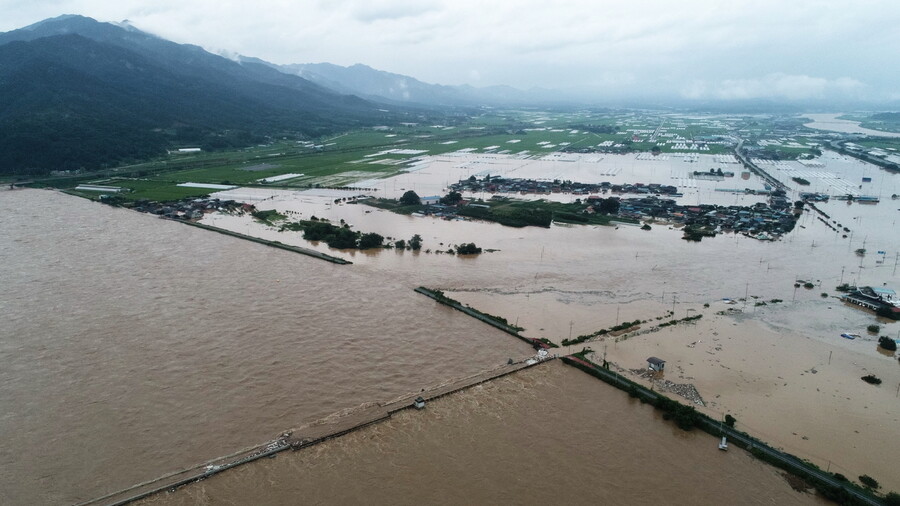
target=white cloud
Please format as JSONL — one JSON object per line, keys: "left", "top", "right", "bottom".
{"left": 680, "top": 74, "right": 867, "bottom": 101}
{"left": 0, "top": 0, "right": 897, "bottom": 103}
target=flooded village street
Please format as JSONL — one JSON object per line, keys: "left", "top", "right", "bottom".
{"left": 2, "top": 143, "right": 899, "bottom": 504}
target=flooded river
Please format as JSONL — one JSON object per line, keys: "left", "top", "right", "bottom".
{"left": 137, "top": 362, "right": 825, "bottom": 506}
{"left": 0, "top": 189, "right": 528, "bottom": 505}
{"left": 2, "top": 143, "right": 899, "bottom": 504}
{"left": 803, "top": 113, "right": 900, "bottom": 138}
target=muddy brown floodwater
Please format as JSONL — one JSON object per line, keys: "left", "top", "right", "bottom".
{"left": 136, "top": 362, "right": 827, "bottom": 506}
{"left": 3, "top": 144, "right": 899, "bottom": 505}
{"left": 0, "top": 189, "right": 529, "bottom": 505}
{"left": 202, "top": 149, "right": 900, "bottom": 491}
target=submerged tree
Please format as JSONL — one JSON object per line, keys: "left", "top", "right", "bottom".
{"left": 409, "top": 234, "right": 423, "bottom": 251}
{"left": 455, "top": 243, "right": 482, "bottom": 255}
{"left": 358, "top": 232, "right": 384, "bottom": 250}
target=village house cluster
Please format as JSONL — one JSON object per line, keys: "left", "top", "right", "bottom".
{"left": 448, "top": 176, "right": 797, "bottom": 240}
{"left": 450, "top": 176, "right": 679, "bottom": 197}
{"left": 619, "top": 193, "right": 797, "bottom": 240}
{"left": 115, "top": 197, "right": 247, "bottom": 220}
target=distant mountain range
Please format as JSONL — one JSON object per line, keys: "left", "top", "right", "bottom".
{"left": 271, "top": 61, "right": 561, "bottom": 107}
{"left": 0, "top": 15, "right": 417, "bottom": 175}
{"left": 0, "top": 14, "right": 582, "bottom": 175}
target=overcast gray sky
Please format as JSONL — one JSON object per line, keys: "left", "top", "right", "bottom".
{"left": 2, "top": 0, "right": 899, "bottom": 103}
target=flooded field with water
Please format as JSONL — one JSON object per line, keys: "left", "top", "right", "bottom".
{"left": 203, "top": 148, "right": 900, "bottom": 490}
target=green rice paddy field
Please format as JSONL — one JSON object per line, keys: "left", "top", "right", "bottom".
{"left": 46, "top": 110, "right": 818, "bottom": 201}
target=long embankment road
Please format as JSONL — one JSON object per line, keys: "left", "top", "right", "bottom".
{"left": 562, "top": 355, "right": 884, "bottom": 506}
{"left": 414, "top": 287, "right": 551, "bottom": 349}
{"left": 78, "top": 358, "right": 553, "bottom": 506}
{"left": 733, "top": 140, "right": 788, "bottom": 192}
{"left": 177, "top": 220, "right": 352, "bottom": 265}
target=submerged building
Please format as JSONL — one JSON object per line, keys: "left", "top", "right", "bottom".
{"left": 843, "top": 286, "right": 900, "bottom": 319}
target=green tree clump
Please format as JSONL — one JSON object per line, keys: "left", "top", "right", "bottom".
{"left": 859, "top": 475, "right": 879, "bottom": 490}
{"left": 399, "top": 190, "right": 421, "bottom": 206}
{"left": 861, "top": 374, "right": 882, "bottom": 385}
{"left": 597, "top": 197, "right": 620, "bottom": 215}
{"left": 325, "top": 227, "right": 358, "bottom": 249}
{"left": 878, "top": 336, "right": 897, "bottom": 351}
{"left": 440, "top": 191, "right": 463, "bottom": 205}
{"left": 251, "top": 209, "right": 284, "bottom": 224}
{"left": 673, "top": 404, "right": 699, "bottom": 430}
{"left": 358, "top": 232, "right": 384, "bottom": 250}
{"left": 300, "top": 221, "right": 362, "bottom": 249}
{"left": 883, "top": 492, "right": 900, "bottom": 506}
{"left": 455, "top": 243, "right": 482, "bottom": 255}
{"left": 409, "top": 234, "right": 423, "bottom": 251}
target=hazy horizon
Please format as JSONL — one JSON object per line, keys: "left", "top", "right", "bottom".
{"left": 1, "top": 1, "right": 899, "bottom": 106}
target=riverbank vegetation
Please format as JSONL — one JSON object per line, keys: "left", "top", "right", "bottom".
{"left": 561, "top": 313, "right": 703, "bottom": 347}
{"left": 423, "top": 289, "right": 525, "bottom": 332}
{"left": 364, "top": 192, "right": 634, "bottom": 229}
{"left": 279, "top": 219, "right": 384, "bottom": 250}
{"left": 415, "top": 287, "right": 557, "bottom": 349}
{"left": 251, "top": 209, "right": 286, "bottom": 224}
{"left": 682, "top": 224, "right": 717, "bottom": 242}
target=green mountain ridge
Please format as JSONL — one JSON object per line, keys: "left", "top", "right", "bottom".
{"left": 0, "top": 15, "right": 408, "bottom": 175}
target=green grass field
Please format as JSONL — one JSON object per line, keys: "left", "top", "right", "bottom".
{"left": 42, "top": 109, "right": 747, "bottom": 201}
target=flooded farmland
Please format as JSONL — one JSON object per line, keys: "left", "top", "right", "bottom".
{"left": 202, "top": 149, "right": 900, "bottom": 490}
{"left": 2, "top": 144, "right": 899, "bottom": 504}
